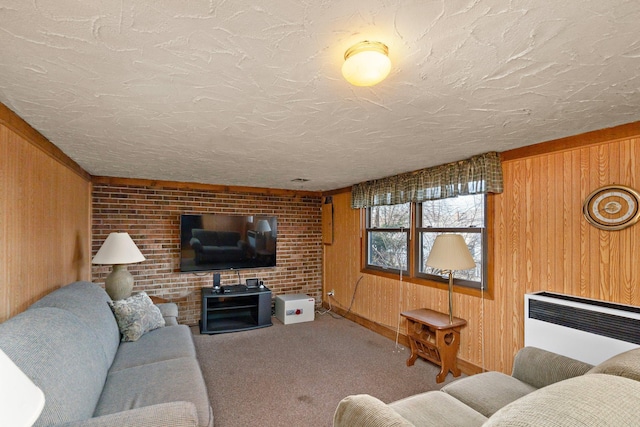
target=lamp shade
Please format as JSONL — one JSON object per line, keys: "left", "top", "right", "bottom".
{"left": 92, "top": 232, "right": 145, "bottom": 265}
{"left": 426, "top": 234, "right": 475, "bottom": 271}
{"left": 0, "top": 348, "right": 45, "bottom": 427}
{"left": 341, "top": 41, "right": 391, "bottom": 87}
{"left": 256, "top": 219, "right": 272, "bottom": 233}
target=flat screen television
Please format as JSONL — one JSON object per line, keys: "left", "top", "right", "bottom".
{"left": 180, "top": 214, "right": 277, "bottom": 272}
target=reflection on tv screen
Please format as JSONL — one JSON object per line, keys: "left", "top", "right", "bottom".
{"left": 180, "top": 214, "right": 277, "bottom": 272}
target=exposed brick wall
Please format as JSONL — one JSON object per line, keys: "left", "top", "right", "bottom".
{"left": 92, "top": 183, "right": 322, "bottom": 325}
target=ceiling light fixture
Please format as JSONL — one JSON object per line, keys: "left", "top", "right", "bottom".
{"left": 341, "top": 41, "right": 391, "bottom": 87}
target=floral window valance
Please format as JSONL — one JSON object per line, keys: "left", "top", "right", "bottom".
{"left": 351, "top": 151, "right": 503, "bottom": 208}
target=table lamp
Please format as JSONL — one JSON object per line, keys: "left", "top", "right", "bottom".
{"left": 0, "top": 348, "right": 45, "bottom": 427}
{"left": 92, "top": 232, "right": 145, "bottom": 301}
{"left": 426, "top": 234, "right": 476, "bottom": 323}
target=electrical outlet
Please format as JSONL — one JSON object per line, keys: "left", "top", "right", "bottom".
{"left": 327, "top": 289, "right": 335, "bottom": 297}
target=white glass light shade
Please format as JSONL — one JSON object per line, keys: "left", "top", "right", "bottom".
{"left": 341, "top": 41, "right": 391, "bottom": 87}
{"left": 426, "top": 234, "right": 475, "bottom": 271}
{"left": 256, "top": 219, "right": 272, "bottom": 233}
{"left": 92, "top": 232, "right": 145, "bottom": 265}
{"left": 0, "top": 349, "right": 45, "bottom": 427}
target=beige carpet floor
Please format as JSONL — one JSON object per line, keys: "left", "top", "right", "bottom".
{"left": 192, "top": 311, "right": 461, "bottom": 427}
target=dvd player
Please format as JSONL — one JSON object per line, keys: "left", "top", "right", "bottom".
{"left": 219, "top": 284, "right": 248, "bottom": 293}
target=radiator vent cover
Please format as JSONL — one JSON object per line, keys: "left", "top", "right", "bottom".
{"left": 529, "top": 299, "right": 640, "bottom": 345}
{"left": 524, "top": 292, "right": 640, "bottom": 365}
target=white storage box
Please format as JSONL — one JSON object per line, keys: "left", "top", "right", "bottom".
{"left": 275, "top": 294, "right": 315, "bottom": 325}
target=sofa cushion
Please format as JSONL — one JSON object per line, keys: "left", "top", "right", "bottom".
{"left": 511, "top": 346, "right": 593, "bottom": 389}
{"left": 390, "top": 391, "right": 487, "bottom": 427}
{"left": 0, "top": 307, "right": 110, "bottom": 426}
{"left": 157, "top": 302, "right": 179, "bottom": 326}
{"left": 62, "top": 402, "right": 200, "bottom": 427}
{"left": 29, "top": 281, "right": 120, "bottom": 366}
{"left": 484, "top": 374, "right": 640, "bottom": 426}
{"left": 587, "top": 347, "right": 640, "bottom": 381}
{"left": 109, "top": 325, "right": 197, "bottom": 372}
{"left": 334, "top": 394, "right": 416, "bottom": 426}
{"left": 95, "top": 357, "right": 212, "bottom": 427}
{"left": 441, "top": 371, "right": 536, "bottom": 417}
{"left": 108, "top": 292, "right": 165, "bottom": 342}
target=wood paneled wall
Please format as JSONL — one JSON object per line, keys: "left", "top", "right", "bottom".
{"left": 323, "top": 122, "right": 640, "bottom": 374}
{"left": 0, "top": 104, "right": 92, "bottom": 322}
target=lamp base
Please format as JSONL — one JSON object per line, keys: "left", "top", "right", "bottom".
{"left": 447, "top": 271, "right": 454, "bottom": 324}
{"left": 105, "top": 264, "right": 134, "bottom": 301}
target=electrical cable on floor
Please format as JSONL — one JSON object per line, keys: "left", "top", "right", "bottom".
{"left": 481, "top": 282, "right": 486, "bottom": 372}
{"left": 335, "top": 274, "right": 404, "bottom": 337}
{"left": 318, "top": 275, "right": 364, "bottom": 319}
{"left": 393, "top": 264, "right": 405, "bottom": 353}
{"left": 316, "top": 295, "right": 341, "bottom": 319}
{"left": 345, "top": 276, "right": 364, "bottom": 315}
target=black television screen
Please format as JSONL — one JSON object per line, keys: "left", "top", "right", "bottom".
{"left": 180, "top": 214, "right": 277, "bottom": 272}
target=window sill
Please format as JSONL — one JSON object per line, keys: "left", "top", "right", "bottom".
{"left": 361, "top": 267, "right": 494, "bottom": 300}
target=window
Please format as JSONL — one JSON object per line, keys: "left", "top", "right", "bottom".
{"left": 416, "top": 194, "right": 486, "bottom": 289}
{"left": 363, "top": 194, "right": 487, "bottom": 290}
{"left": 365, "top": 203, "right": 410, "bottom": 273}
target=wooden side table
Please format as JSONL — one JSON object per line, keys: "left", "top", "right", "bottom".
{"left": 401, "top": 308, "right": 467, "bottom": 383}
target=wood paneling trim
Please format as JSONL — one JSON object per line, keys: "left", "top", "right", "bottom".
{"left": 0, "top": 103, "right": 91, "bottom": 181}
{"left": 501, "top": 121, "right": 640, "bottom": 162}
{"left": 0, "top": 128, "right": 8, "bottom": 321}
{"left": 323, "top": 301, "right": 482, "bottom": 375}
{"left": 323, "top": 301, "right": 408, "bottom": 346}
{"left": 322, "top": 185, "right": 353, "bottom": 197}
{"left": 92, "top": 176, "right": 322, "bottom": 198}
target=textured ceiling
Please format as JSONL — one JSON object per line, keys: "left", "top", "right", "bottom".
{"left": 1, "top": 0, "right": 639, "bottom": 191}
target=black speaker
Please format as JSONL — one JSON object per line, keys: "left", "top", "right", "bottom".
{"left": 213, "top": 273, "right": 221, "bottom": 289}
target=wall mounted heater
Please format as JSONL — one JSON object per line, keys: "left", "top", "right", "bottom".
{"left": 524, "top": 291, "right": 640, "bottom": 365}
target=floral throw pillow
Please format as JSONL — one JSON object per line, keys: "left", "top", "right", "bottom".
{"left": 108, "top": 292, "right": 165, "bottom": 342}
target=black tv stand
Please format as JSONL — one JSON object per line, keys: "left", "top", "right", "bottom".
{"left": 200, "top": 286, "right": 272, "bottom": 334}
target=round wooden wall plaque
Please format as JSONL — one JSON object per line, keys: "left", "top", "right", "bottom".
{"left": 583, "top": 185, "right": 640, "bottom": 230}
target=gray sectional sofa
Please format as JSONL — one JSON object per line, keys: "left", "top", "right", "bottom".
{"left": 0, "top": 281, "right": 212, "bottom": 427}
{"left": 334, "top": 346, "right": 640, "bottom": 426}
